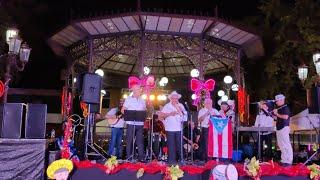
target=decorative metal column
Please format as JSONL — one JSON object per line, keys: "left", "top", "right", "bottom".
{"left": 199, "top": 36, "right": 205, "bottom": 80}
{"left": 88, "top": 38, "right": 94, "bottom": 73}
{"left": 138, "top": 30, "right": 146, "bottom": 77}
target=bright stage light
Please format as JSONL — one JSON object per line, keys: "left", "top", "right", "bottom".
{"left": 142, "top": 94, "right": 147, "bottom": 99}
{"left": 190, "top": 69, "right": 200, "bottom": 78}
{"left": 223, "top": 75, "right": 233, "bottom": 84}
{"left": 161, "top": 77, "right": 168, "bottom": 84}
{"left": 95, "top": 69, "right": 104, "bottom": 77}
{"left": 101, "top": 90, "right": 106, "bottom": 95}
{"left": 122, "top": 94, "right": 128, "bottom": 99}
{"left": 149, "top": 94, "right": 155, "bottom": 101}
{"left": 191, "top": 94, "right": 197, "bottom": 100}
{"left": 231, "top": 84, "right": 239, "bottom": 91}
{"left": 221, "top": 95, "right": 229, "bottom": 102}
{"left": 217, "top": 90, "right": 225, "bottom": 97}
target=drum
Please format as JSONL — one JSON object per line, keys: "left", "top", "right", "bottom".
{"left": 211, "top": 164, "right": 238, "bottom": 180}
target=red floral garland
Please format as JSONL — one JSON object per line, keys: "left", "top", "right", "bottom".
{"left": 237, "top": 87, "right": 246, "bottom": 122}
{"left": 73, "top": 160, "right": 310, "bottom": 178}
{"left": 61, "top": 117, "right": 73, "bottom": 159}
{"left": 0, "top": 80, "right": 4, "bottom": 97}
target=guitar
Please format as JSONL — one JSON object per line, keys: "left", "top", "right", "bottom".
{"left": 107, "top": 113, "right": 123, "bottom": 125}
{"left": 183, "top": 141, "right": 199, "bottom": 153}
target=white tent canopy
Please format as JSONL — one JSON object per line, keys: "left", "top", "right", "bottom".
{"left": 290, "top": 109, "right": 320, "bottom": 131}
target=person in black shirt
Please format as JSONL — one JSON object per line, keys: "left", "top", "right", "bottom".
{"left": 183, "top": 121, "right": 201, "bottom": 160}
{"left": 272, "top": 94, "right": 293, "bottom": 165}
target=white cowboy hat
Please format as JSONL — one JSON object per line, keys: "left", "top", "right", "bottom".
{"left": 218, "top": 99, "right": 234, "bottom": 106}
{"left": 168, "top": 91, "right": 182, "bottom": 100}
{"left": 275, "top": 94, "right": 285, "bottom": 101}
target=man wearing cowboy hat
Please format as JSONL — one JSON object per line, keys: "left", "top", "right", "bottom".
{"left": 160, "top": 91, "right": 187, "bottom": 164}
{"left": 218, "top": 100, "right": 236, "bottom": 131}
{"left": 122, "top": 84, "right": 146, "bottom": 162}
{"left": 198, "top": 98, "right": 219, "bottom": 161}
{"left": 273, "top": 94, "right": 292, "bottom": 166}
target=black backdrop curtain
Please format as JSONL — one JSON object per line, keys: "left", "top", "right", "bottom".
{"left": 0, "top": 138, "right": 46, "bottom": 180}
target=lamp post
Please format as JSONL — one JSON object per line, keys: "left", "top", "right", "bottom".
{"left": 1, "top": 28, "right": 31, "bottom": 103}
{"left": 313, "top": 52, "right": 320, "bottom": 79}
{"left": 298, "top": 65, "right": 308, "bottom": 83}
{"left": 223, "top": 75, "right": 233, "bottom": 97}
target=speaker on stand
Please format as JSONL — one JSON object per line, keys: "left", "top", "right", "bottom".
{"left": 80, "top": 73, "right": 107, "bottom": 160}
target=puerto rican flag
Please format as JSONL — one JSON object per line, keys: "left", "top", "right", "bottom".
{"left": 208, "top": 116, "right": 233, "bottom": 159}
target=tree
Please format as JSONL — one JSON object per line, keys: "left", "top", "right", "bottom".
{"left": 242, "top": 0, "right": 320, "bottom": 113}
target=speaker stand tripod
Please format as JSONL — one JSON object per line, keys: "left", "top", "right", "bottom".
{"left": 84, "top": 104, "right": 108, "bottom": 160}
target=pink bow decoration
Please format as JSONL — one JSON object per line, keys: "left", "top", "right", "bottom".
{"left": 190, "top": 78, "right": 215, "bottom": 106}
{"left": 128, "top": 76, "right": 155, "bottom": 89}
{"left": 128, "top": 76, "right": 155, "bottom": 101}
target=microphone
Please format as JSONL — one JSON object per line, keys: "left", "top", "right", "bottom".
{"left": 184, "top": 101, "right": 190, "bottom": 112}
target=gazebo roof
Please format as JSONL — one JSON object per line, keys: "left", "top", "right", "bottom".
{"left": 48, "top": 12, "right": 264, "bottom": 76}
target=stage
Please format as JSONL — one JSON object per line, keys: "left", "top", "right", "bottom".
{"left": 70, "top": 160, "right": 311, "bottom": 180}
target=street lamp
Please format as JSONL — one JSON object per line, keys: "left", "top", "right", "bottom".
{"left": 298, "top": 65, "right": 308, "bottom": 82}
{"left": 313, "top": 52, "right": 320, "bottom": 75}
{"left": 6, "top": 28, "right": 19, "bottom": 44}
{"left": 1, "top": 28, "right": 32, "bottom": 103}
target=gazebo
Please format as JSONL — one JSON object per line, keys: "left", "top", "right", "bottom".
{"left": 48, "top": 9, "right": 264, "bottom": 118}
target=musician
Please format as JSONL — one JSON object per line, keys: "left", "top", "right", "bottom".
{"left": 104, "top": 99, "right": 125, "bottom": 158}
{"left": 254, "top": 100, "right": 274, "bottom": 159}
{"left": 183, "top": 121, "right": 201, "bottom": 160}
{"left": 160, "top": 91, "right": 187, "bottom": 164}
{"left": 219, "top": 100, "right": 236, "bottom": 131}
{"left": 198, "top": 98, "right": 219, "bottom": 161}
{"left": 272, "top": 94, "right": 293, "bottom": 166}
{"left": 121, "top": 84, "right": 146, "bottom": 162}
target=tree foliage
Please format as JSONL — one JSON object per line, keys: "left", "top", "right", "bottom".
{"left": 243, "top": 0, "right": 320, "bottom": 113}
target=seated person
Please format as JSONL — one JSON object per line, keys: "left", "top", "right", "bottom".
{"left": 183, "top": 121, "right": 201, "bottom": 160}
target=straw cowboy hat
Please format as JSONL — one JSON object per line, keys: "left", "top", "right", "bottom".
{"left": 47, "top": 159, "right": 73, "bottom": 179}
{"left": 168, "top": 91, "right": 182, "bottom": 100}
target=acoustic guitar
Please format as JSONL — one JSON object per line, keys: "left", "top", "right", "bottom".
{"left": 107, "top": 114, "right": 123, "bottom": 125}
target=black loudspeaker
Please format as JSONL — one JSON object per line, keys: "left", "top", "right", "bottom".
{"left": 0, "top": 103, "right": 23, "bottom": 138}
{"left": 81, "top": 73, "right": 102, "bottom": 104}
{"left": 308, "top": 86, "right": 320, "bottom": 114}
{"left": 25, "top": 104, "right": 47, "bottom": 139}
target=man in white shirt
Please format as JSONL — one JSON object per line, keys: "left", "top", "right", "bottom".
{"left": 198, "top": 98, "right": 219, "bottom": 161}
{"left": 104, "top": 99, "right": 125, "bottom": 158}
{"left": 122, "top": 84, "right": 146, "bottom": 162}
{"left": 254, "top": 101, "right": 274, "bottom": 159}
{"left": 160, "top": 91, "right": 187, "bottom": 164}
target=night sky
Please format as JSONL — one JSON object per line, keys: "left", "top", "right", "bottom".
{"left": 3, "top": 0, "right": 261, "bottom": 89}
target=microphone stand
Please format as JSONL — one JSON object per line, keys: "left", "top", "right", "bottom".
{"left": 184, "top": 102, "right": 194, "bottom": 164}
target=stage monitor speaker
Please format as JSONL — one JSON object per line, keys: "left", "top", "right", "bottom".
{"left": 81, "top": 73, "right": 102, "bottom": 104}
{"left": 25, "top": 104, "right": 47, "bottom": 139}
{"left": 0, "top": 103, "right": 23, "bottom": 138}
{"left": 308, "top": 86, "right": 320, "bottom": 114}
